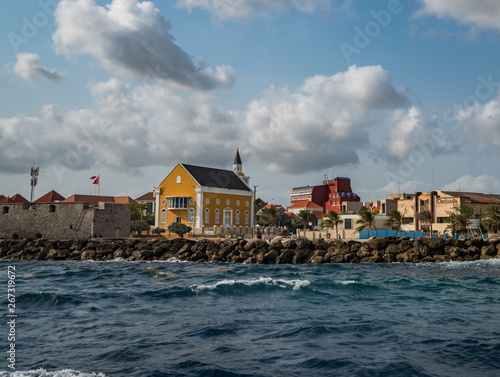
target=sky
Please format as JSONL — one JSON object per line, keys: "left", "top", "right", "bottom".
{"left": 1, "top": 0, "right": 500, "bottom": 206}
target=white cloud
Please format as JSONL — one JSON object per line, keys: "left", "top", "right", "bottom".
{"left": 377, "top": 180, "right": 429, "bottom": 196}
{"left": 385, "top": 106, "right": 453, "bottom": 161}
{"left": 441, "top": 175, "right": 500, "bottom": 194}
{"left": 455, "top": 92, "right": 500, "bottom": 152}
{"left": 52, "top": 0, "right": 235, "bottom": 90}
{"left": 240, "top": 65, "right": 409, "bottom": 174}
{"left": 14, "top": 53, "right": 64, "bottom": 82}
{"left": 416, "top": 0, "right": 500, "bottom": 31}
{"left": 0, "top": 65, "right": 410, "bottom": 177}
{"left": 176, "top": 0, "right": 333, "bottom": 20}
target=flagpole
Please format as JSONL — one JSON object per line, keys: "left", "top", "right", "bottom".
{"left": 98, "top": 175, "right": 100, "bottom": 197}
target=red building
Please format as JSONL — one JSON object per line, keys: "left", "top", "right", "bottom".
{"left": 290, "top": 177, "right": 360, "bottom": 214}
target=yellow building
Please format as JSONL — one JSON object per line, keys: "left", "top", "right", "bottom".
{"left": 154, "top": 150, "right": 255, "bottom": 236}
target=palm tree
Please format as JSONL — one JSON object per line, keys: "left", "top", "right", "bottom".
{"left": 323, "top": 210, "right": 343, "bottom": 239}
{"left": 481, "top": 204, "right": 500, "bottom": 234}
{"left": 356, "top": 207, "right": 377, "bottom": 237}
{"left": 292, "top": 210, "right": 311, "bottom": 237}
{"left": 384, "top": 209, "right": 403, "bottom": 237}
{"left": 139, "top": 202, "right": 148, "bottom": 221}
{"left": 446, "top": 205, "right": 474, "bottom": 236}
{"left": 417, "top": 209, "right": 432, "bottom": 236}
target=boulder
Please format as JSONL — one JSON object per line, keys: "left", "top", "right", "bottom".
{"left": 277, "top": 249, "right": 295, "bottom": 264}
{"left": 366, "top": 237, "right": 388, "bottom": 251}
{"left": 264, "top": 249, "right": 280, "bottom": 264}
{"left": 481, "top": 245, "right": 497, "bottom": 259}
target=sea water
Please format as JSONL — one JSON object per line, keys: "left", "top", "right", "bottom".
{"left": 0, "top": 259, "right": 499, "bottom": 377}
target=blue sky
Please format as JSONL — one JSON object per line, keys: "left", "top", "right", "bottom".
{"left": 1, "top": 0, "right": 500, "bottom": 206}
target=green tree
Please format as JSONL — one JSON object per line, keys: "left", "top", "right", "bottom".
{"left": 168, "top": 222, "right": 192, "bottom": 238}
{"left": 482, "top": 204, "right": 500, "bottom": 234}
{"left": 130, "top": 220, "right": 150, "bottom": 237}
{"left": 277, "top": 208, "right": 292, "bottom": 231}
{"left": 292, "top": 210, "right": 314, "bottom": 237}
{"left": 130, "top": 203, "right": 141, "bottom": 221}
{"left": 152, "top": 227, "right": 166, "bottom": 235}
{"left": 385, "top": 209, "right": 403, "bottom": 237}
{"left": 259, "top": 207, "right": 278, "bottom": 227}
{"left": 356, "top": 207, "right": 377, "bottom": 237}
{"left": 322, "top": 210, "right": 343, "bottom": 239}
{"left": 446, "top": 205, "right": 474, "bottom": 236}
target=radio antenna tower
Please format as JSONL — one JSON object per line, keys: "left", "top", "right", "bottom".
{"left": 30, "top": 158, "right": 39, "bottom": 209}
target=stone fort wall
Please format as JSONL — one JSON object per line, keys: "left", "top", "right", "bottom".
{"left": 0, "top": 202, "right": 130, "bottom": 240}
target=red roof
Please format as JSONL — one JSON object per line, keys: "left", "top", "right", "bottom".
{"left": 63, "top": 195, "right": 138, "bottom": 206}
{"left": 0, "top": 194, "right": 29, "bottom": 203}
{"left": 288, "top": 200, "right": 323, "bottom": 210}
{"left": 135, "top": 192, "right": 154, "bottom": 201}
{"left": 256, "top": 203, "right": 285, "bottom": 215}
{"left": 35, "top": 190, "right": 66, "bottom": 203}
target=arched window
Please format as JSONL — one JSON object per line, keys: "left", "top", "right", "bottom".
{"left": 236, "top": 210, "right": 240, "bottom": 225}
{"left": 161, "top": 209, "right": 167, "bottom": 224}
{"left": 205, "top": 208, "right": 210, "bottom": 224}
{"left": 176, "top": 175, "right": 181, "bottom": 184}
{"left": 188, "top": 208, "right": 194, "bottom": 223}
{"left": 245, "top": 211, "right": 249, "bottom": 225}
{"left": 215, "top": 209, "right": 220, "bottom": 224}
{"left": 49, "top": 205, "right": 56, "bottom": 213}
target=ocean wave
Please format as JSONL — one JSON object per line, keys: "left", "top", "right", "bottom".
{"left": 191, "top": 276, "right": 311, "bottom": 292}
{"left": 17, "top": 292, "right": 84, "bottom": 307}
{"left": 334, "top": 280, "right": 358, "bottom": 285}
{"left": 1, "top": 369, "right": 105, "bottom": 377}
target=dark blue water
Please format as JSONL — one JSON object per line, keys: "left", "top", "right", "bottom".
{"left": 1, "top": 259, "right": 499, "bottom": 377}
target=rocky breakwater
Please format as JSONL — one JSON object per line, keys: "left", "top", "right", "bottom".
{"left": 1, "top": 236, "right": 500, "bottom": 263}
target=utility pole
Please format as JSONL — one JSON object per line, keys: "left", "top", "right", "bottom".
{"left": 30, "top": 158, "right": 39, "bottom": 210}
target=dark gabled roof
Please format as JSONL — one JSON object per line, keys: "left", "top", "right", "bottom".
{"left": 182, "top": 163, "right": 251, "bottom": 191}
{"left": 233, "top": 149, "right": 242, "bottom": 165}
{"left": 135, "top": 192, "right": 154, "bottom": 201}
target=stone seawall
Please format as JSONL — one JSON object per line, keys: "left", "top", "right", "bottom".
{"left": 1, "top": 236, "right": 500, "bottom": 263}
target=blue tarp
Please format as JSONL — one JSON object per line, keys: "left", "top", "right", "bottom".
{"left": 358, "top": 230, "right": 425, "bottom": 239}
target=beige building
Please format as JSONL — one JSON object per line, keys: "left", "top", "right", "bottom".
{"left": 388, "top": 190, "right": 500, "bottom": 235}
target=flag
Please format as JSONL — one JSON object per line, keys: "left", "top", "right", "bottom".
{"left": 92, "top": 176, "right": 99, "bottom": 185}
{"left": 90, "top": 176, "right": 97, "bottom": 180}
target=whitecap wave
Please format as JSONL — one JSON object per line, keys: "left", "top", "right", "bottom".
{"left": 191, "top": 276, "right": 310, "bottom": 292}
{"left": 441, "top": 258, "right": 500, "bottom": 269}
{"left": 2, "top": 368, "right": 105, "bottom": 377}
{"left": 334, "top": 280, "right": 358, "bottom": 285}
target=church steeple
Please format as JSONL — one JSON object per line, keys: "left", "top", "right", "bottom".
{"left": 233, "top": 148, "right": 242, "bottom": 174}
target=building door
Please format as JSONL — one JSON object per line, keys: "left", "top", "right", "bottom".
{"left": 223, "top": 209, "right": 232, "bottom": 230}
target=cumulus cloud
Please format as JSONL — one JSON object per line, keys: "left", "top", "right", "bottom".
{"left": 0, "top": 78, "right": 238, "bottom": 176}
{"left": 377, "top": 180, "right": 429, "bottom": 196}
{"left": 416, "top": 0, "right": 500, "bottom": 31}
{"left": 176, "top": 0, "right": 333, "bottom": 20}
{"left": 455, "top": 92, "right": 500, "bottom": 152}
{"left": 52, "top": 0, "right": 235, "bottom": 90}
{"left": 441, "top": 175, "right": 500, "bottom": 194}
{"left": 239, "top": 65, "right": 409, "bottom": 174}
{"left": 13, "top": 53, "right": 64, "bottom": 82}
{"left": 0, "top": 65, "right": 410, "bottom": 177}
{"left": 384, "top": 106, "right": 454, "bottom": 161}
